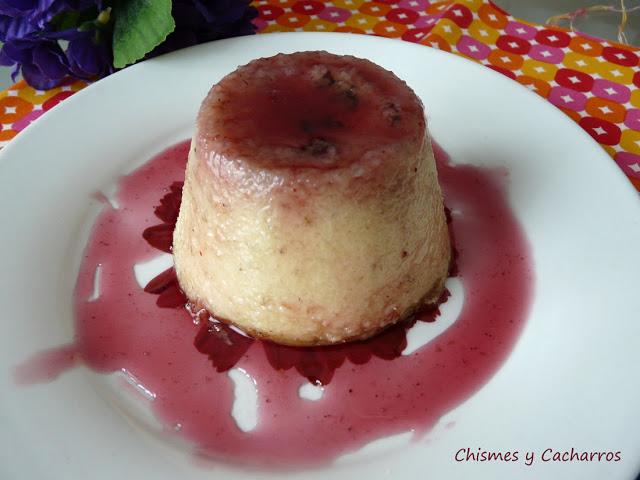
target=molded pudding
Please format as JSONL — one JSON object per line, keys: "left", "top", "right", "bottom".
{"left": 172, "top": 51, "right": 451, "bottom": 346}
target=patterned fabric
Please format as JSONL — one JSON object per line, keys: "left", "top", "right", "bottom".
{"left": 1, "top": 0, "right": 639, "bottom": 192}
{"left": 254, "top": 0, "right": 640, "bottom": 192}
{"left": 0, "top": 79, "right": 86, "bottom": 145}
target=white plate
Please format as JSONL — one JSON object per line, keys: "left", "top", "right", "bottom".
{"left": 1, "top": 32, "right": 639, "bottom": 480}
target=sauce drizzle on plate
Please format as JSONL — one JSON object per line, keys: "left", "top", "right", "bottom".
{"left": 16, "top": 139, "right": 533, "bottom": 468}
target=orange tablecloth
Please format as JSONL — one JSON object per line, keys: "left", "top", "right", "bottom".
{"left": 1, "top": 0, "right": 639, "bottom": 192}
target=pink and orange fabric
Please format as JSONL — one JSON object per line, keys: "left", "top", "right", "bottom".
{"left": 1, "top": 0, "right": 639, "bottom": 192}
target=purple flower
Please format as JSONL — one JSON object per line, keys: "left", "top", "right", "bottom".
{"left": 0, "top": 30, "right": 112, "bottom": 89}
{"left": 0, "top": 0, "right": 108, "bottom": 88}
{"left": 66, "top": 32, "right": 111, "bottom": 78}
{"left": 0, "top": 37, "right": 68, "bottom": 89}
{"left": 0, "top": 0, "right": 97, "bottom": 39}
{"left": 0, "top": 0, "right": 259, "bottom": 90}
{"left": 47, "top": 25, "right": 113, "bottom": 79}
{"left": 150, "top": 0, "right": 258, "bottom": 56}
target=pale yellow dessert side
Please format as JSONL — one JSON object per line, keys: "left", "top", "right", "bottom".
{"left": 173, "top": 52, "right": 450, "bottom": 346}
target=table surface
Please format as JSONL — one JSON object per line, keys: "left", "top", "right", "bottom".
{"left": 0, "top": 0, "right": 637, "bottom": 90}
{"left": 4, "top": 0, "right": 640, "bottom": 193}
{"left": 0, "top": 2, "right": 638, "bottom": 478}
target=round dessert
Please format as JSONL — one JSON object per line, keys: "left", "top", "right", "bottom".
{"left": 172, "top": 51, "right": 451, "bottom": 346}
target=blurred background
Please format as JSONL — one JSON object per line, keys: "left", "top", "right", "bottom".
{"left": 0, "top": 0, "right": 638, "bottom": 90}
{"left": 497, "top": 0, "right": 640, "bottom": 44}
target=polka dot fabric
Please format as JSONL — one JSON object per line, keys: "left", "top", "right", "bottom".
{"left": 0, "top": 79, "right": 86, "bottom": 145}
{"left": 1, "top": 0, "right": 639, "bottom": 192}
{"left": 256, "top": 0, "right": 640, "bottom": 192}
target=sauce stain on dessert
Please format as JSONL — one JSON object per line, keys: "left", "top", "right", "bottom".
{"left": 142, "top": 179, "right": 453, "bottom": 385}
{"left": 184, "top": 52, "right": 449, "bottom": 347}
{"left": 15, "top": 139, "right": 533, "bottom": 468}
{"left": 202, "top": 53, "right": 424, "bottom": 170}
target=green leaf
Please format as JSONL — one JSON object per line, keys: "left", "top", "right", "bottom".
{"left": 51, "top": 8, "right": 99, "bottom": 31}
{"left": 112, "top": 0, "right": 175, "bottom": 69}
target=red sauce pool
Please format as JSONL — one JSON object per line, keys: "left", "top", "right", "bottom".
{"left": 16, "top": 139, "right": 533, "bottom": 468}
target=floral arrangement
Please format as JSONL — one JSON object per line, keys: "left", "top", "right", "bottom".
{"left": 0, "top": 0, "right": 258, "bottom": 89}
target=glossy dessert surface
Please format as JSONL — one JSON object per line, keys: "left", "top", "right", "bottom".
{"left": 197, "top": 51, "right": 425, "bottom": 171}
{"left": 173, "top": 52, "right": 451, "bottom": 345}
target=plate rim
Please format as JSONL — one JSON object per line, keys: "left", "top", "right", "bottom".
{"left": 0, "top": 32, "right": 637, "bottom": 202}
{"left": 1, "top": 32, "right": 639, "bottom": 480}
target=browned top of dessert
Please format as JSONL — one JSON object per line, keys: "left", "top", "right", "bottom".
{"left": 196, "top": 51, "right": 425, "bottom": 170}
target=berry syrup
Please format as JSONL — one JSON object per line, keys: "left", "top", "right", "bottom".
{"left": 16, "top": 139, "right": 532, "bottom": 468}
